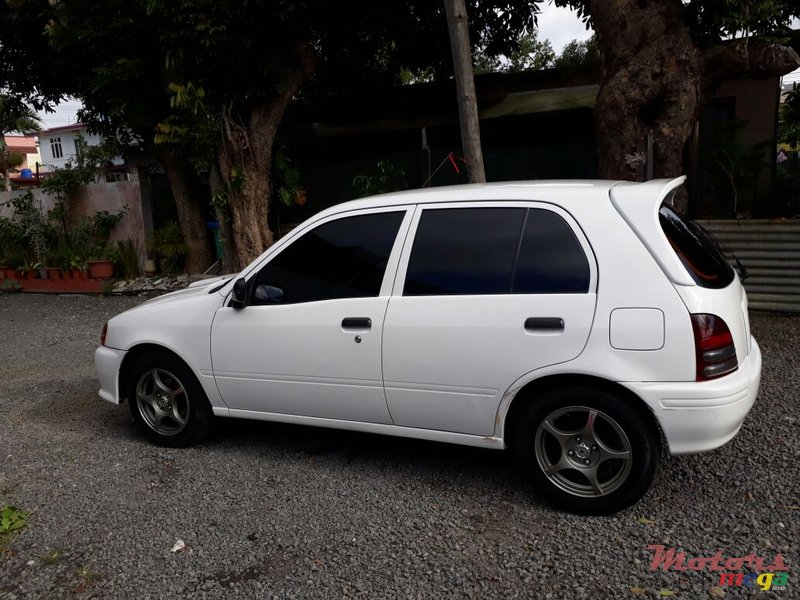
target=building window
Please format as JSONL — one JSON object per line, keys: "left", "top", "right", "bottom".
{"left": 50, "top": 138, "right": 63, "bottom": 159}
{"left": 105, "top": 171, "right": 130, "bottom": 183}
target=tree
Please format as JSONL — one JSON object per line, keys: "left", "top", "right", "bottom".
{"left": 40, "top": 0, "right": 215, "bottom": 273}
{"left": 3, "top": 1, "right": 537, "bottom": 270}
{"left": 445, "top": 0, "right": 486, "bottom": 183}
{"left": 144, "top": 0, "right": 536, "bottom": 269}
{"left": 0, "top": 96, "right": 41, "bottom": 191}
{"left": 474, "top": 31, "right": 556, "bottom": 73}
{"left": 556, "top": 0, "right": 800, "bottom": 209}
{"left": 554, "top": 36, "right": 600, "bottom": 69}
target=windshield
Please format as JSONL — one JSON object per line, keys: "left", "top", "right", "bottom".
{"left": 658, "top": 205, "right": 735, "bottom": 289}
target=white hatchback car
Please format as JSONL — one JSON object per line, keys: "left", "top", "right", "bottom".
{"left": 96, "top": 176, "right": 761, "bottom": 514}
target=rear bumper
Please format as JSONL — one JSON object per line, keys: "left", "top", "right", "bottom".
{"left": 95, "top": 345, "right": 126, "bottom": 404}
{"left": 621, "top": 336, "right": 761, "bottom": 455}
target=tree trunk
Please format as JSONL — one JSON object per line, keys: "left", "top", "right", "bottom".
{"left": 590, "top": 0, "right": 702, "bottom": 211}
{"left": 0, "top": 139, "right": 10, "bottom": 191}
{"left": 444, "top": 0, "right": 486, "bottom": 183}
{"left": 153, "top": 149, "right": 213, "bottom": 274}
{"left": 217, "top": 43, "right": 316, "bottom": 270}
{"left": 209, "top": 162, "right": 238, "bottom": 274}
{"left": 589, "top": 0, "right": 799, "bottom": 212}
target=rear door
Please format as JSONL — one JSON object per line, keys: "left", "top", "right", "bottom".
{"left": 381, "top": 202, "right": 598, "bottom": 436}
{"left": 610, "top": 177, "right": 751, "bottom": 364}
{"left": 657, "top": 205, "right": 751, "bottom": 360}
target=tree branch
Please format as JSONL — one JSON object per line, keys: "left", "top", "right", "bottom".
{"left": 703, "top": 40, "right": 800, "bottom": 87}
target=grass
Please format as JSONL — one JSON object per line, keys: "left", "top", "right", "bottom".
{"left": 40, "top": 548, "right": 65, "bottom": 565}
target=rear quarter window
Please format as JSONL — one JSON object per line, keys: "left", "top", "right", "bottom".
{"left": 659, "top": 206, "right": 734, "bottom": 289}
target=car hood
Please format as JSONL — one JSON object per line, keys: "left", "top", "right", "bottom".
{"left": 116, "top": 275, "right": 235, "bottom": 316}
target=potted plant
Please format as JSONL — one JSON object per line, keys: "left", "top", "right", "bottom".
{"left": 19, "top": 261, "right": 41, "bottom": 280}
{"left": 148, "top": 222, "right": 187, "bottom": 275}
{"left": 67, "top": 255, "right": 88, "bottom": 279}
{"left": 87, "top": 244, "right": 116, "bottom": 279}
{"left": 5, "top": 255, "right": 22, "bottom": 279}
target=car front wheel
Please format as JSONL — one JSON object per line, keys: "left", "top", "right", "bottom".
{"left": 514, "top": 387, "right": 659, "bottom": 515}
{"left": 127, "top": 351, "right": 214, "bottom": 447}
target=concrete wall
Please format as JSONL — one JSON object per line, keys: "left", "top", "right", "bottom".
{"left": 0, "top": 176, "right": 146, "bottom": 261}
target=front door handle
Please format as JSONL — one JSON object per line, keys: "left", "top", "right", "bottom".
{"left": 524, "top": 317, "right": 564, "bottom": 332}
{"left": 342, "top": 317, "right": 372, "bottom": 330}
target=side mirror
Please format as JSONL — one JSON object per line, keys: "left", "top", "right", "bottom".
{"left": 254, "top": 284, "right": 284, "bottom": 304}
{"left": 230, "top": 278, "right": 249, "bottom": 309}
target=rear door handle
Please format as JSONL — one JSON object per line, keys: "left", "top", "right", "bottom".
{"left": 524, "top": 317, "right": 564, "bottom": 332}
{"left": 342, "top": 317, "right": 372, "bottom": 330}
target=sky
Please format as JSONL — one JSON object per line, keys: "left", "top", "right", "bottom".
{"left": 35, "top": 3, "right": 800, "bottom": 129}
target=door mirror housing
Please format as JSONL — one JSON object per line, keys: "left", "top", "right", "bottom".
{"left": 230, "top": 278, "right": 249, "bottom": 309}
{"left": 254, "top": 284, "right": 284, "bottom": 304}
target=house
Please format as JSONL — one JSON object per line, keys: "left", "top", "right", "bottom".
{"left": 2, "top": 134, "right": 41, "bottom": 181}
{"left": 279, "top": 66, "right": 782, "bottom": 225}
{"left": 38, "top": 123, "right": 126, "bottom": 179}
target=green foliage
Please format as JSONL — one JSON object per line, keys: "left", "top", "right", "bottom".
{"left": 352, "top": 161, "right": 408, "bottom": 198}
{"left": 148, "top": 222, "right": 186, "bottom": 274}
{"left": 40, "top": 163, "right": 94, "bottom": 199}
{"left": 0, "top": 192, "right": 55, "bottom": 264}
{"left": 116, "top": 239, "right": 141, "bottom": 279}
{"left": 0, "top": 505, "right": 27, "bottom": 533}
{"left": 0, "top": 95, "right": 41, "bottom": 135}
{"left": 556, "top": 0, "right": 800, "bottom": 46}
{"left": 554, "top": 36, "right": 600, "bottom": 69}
{"left": 274, "top": 149, "right": 305, "bottom": 207}
{"left": 0, "top": 190, "right": 125, "bottom": 267}
{"left": 5, "top": 152, "right": 24, "bottom": 169}
{"left": 779, "top": 83, "right": 800, "bottom": 149}
{"left": 474, "top": 31, "right": 556, "bottom": 74}
{"left": 776, "top": 84, "right": 800, "bottom": 217}
{"left": 699, "top": 118, "right": 768, "bottom": 217}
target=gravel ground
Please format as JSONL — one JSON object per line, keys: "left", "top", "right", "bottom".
{"left": 0, "top": 293, "right": 797, "bottom": 599}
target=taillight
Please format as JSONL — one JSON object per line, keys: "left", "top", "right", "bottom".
{"left": 100, "top": 322, "right": 108, "bottom": 347}
{"left": 691, "top": 313, "right": 737, "bottom": 381}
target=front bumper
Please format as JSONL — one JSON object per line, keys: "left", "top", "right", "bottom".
{"left": 95, "top": 345, "right": 127, "bottom": 404}
{"left": 622, "top": 336, "right": 762, "bottom": 455}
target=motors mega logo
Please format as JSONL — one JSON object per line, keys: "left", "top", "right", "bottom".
{"left": 648, "top": 545, "right": 790, "bottom": 591}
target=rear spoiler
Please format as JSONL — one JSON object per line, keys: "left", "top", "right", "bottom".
{"left": 610, "top": 176, "right": 696, "bottom": 287}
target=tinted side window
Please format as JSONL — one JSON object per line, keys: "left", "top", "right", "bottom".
{"left": 659, "top": 206, "right": 734, "bottom": 289}
{"left": 253, "top": 211, "right": 404, "bottom": 304}
{"left": 404, "top": 208, "right": 525, "bottom": 295}
{"left": 514, "top": 209, "right": 590, "bottom": 293}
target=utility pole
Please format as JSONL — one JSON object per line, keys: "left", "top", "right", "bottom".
{"left": 444, "top": 0, "right": 486, "bottom": 183}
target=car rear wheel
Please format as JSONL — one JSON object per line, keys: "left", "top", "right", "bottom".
{"left": 127, "top": 351, "right": 214, "bottom": 447}
{"left": 514, "top": 386, "right": 659, "bottom": 515}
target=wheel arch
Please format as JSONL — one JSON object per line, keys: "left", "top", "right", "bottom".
{"left": 118, "top": 343, "right": 192, "bottom": 403}
{"left": 500, "top": 373, "right": 663, "bottom": 450}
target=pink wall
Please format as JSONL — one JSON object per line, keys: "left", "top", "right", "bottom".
{"left": 0, "top": 177, "right": 146, "bottom": 262}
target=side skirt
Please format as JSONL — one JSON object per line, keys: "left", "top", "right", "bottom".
{"left": 212, "top": 407, "right": 506, "bottom": 450}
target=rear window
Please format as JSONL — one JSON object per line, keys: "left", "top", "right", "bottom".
{"left": 659, "top": 205, "right": 734, "bottom": 289}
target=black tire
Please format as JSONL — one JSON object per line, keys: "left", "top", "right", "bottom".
{"left": 514, "top": 386, "right": 659, "bottom": 515}
{"left": 127, "top": 350, "right": 214, "bottom": 447}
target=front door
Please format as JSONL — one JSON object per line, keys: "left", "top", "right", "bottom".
{"left": 211, "top": 207, "right": 410, "bottom": 423}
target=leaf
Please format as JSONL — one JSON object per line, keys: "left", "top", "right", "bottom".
{"left": 629, "top": 587, "right": 647, "bottom": 595}
{"left": 637, "top": 516, "right": 656, "bottom": 525}
{"left": 779, "top": 505, "right": 800, "bottom": 510}
{"left": 0, "top": 506, "right": 27, "bottom": 533}
{"left": 658, "top": 590, "right": 677, "bottom": 597}
{"left": 708, "top": 585, "right": 726, "bottom": 599}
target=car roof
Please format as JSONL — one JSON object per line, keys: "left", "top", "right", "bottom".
{"left": 317, "top": 180, "right": 625, "bottom": 217}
